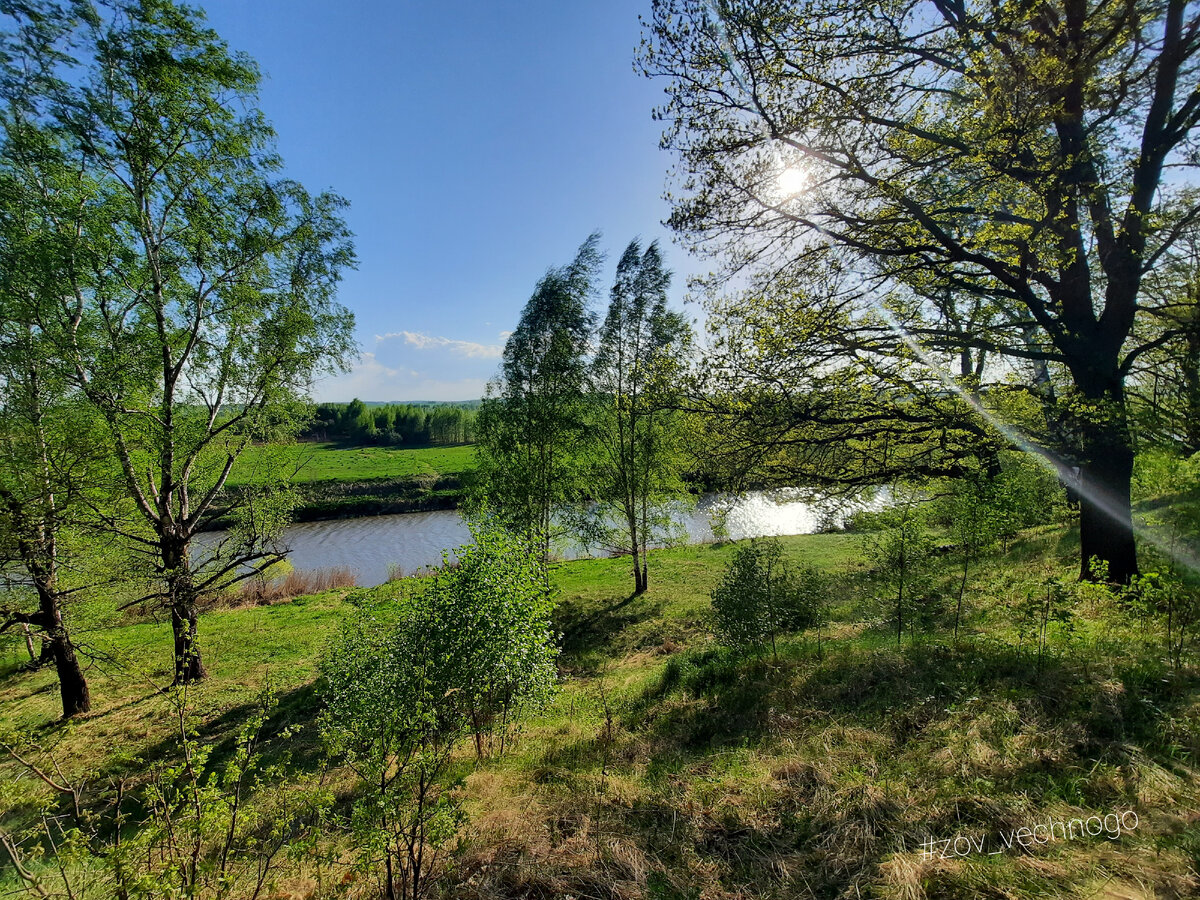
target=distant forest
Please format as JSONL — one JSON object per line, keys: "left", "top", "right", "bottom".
{"left": 302, "top": 399, "right": 479, "bottom": 446}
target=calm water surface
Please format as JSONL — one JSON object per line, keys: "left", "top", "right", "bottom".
{"left": 221, "top": 491, "right": 862, "bottom": 587}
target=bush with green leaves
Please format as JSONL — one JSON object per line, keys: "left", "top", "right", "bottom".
{"left": 864, "top": 489, "right": 936, "bottom": 647}
{"left": 710, "top": 538, "right": 827, "bottom": 661}
{"left": 421, "top": 519, "right": 559, "bottom": 757}
{"left": 318, "top": 519, "right": 558, "bottom": 899}
{"left": 992, "top": 452, "right": 1071, "bottom": 536}
{"left": 789, "top": 564, "right": 832, "bottom": 658}
{"left": 319, "top": 608, "right": 465, "bottom": 900}
{"left": 1132, "top": 447, "right": 1199, "bottom": 503}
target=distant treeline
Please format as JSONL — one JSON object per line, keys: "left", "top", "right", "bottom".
{"left": 303, "top": 399, "right": 479, "bottom": 445}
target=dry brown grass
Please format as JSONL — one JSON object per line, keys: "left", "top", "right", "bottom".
{"left": 451, "top": 807, "right": 655, "bottom": 900}
{"left": 228, "top": 566, "right": 356, "bottom": 606}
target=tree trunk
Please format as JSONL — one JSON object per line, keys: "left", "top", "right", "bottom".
{"left": 31, "top": 583, "right": 91, "bottom": 718}
{"left": 49, "top": 626, "right": 90, "bottom": 717}
{"left": 164, "top": 540, "right": 206, "bottom": 684}
{"left": 171, "top": 601, "right": 206, "bottom": 684}
{"left": 1182, "top": 301, "right": 1200, "bottom": 455}
{"left": 1077, "top": 436, "right": 1138, "bottom": 583}
{"left": 1065, "top": 327, "right": 1139, "bottom": 584}
{"left": 954, "top": 548, "right": 969, "bottom": 646}
{"left": 896, "top": 530, "right": 906, "bottom": 648}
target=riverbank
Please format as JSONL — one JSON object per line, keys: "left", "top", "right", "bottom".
{"left": 222, "top": 442, "right": 477, "bottom": 523}
{"left": 284, "top": 471, "right": 467, "bottom": 520}
{"left": 198, "top": 490, "right": 835, "bottom": 587}
{"left": 3, "top": 526, "right": 1197, "bottom": 898}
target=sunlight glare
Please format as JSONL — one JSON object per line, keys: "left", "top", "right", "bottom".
{"left": 777, "top": 165, "right": 809, "bottom": 197}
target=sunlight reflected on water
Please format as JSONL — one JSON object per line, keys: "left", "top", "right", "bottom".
{"left": 200, "top": 490, "right": 877, "bottom": 588}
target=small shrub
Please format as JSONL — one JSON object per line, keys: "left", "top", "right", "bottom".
{"left": 864, "top": 488, "right": 935, "bottom": 647}
{"left": 318, "top": 519, "right": 558, "bottom": 898}
{"left": 779, "top": 564, "right": 829, "bottom": 632}
{"left": 320, "top": 609, "right": 467, "bottom": 900}
{"left": 421, "top": 519, "right": 559, "bottom": 758}
{"left": 1014, "top": 576, "right": 1076, "bottom": 674}
{"left": 1132, "top": 447, "right": 1194, "bottom": 502}
{"left": 994, "top": 451, "right": 1071, "bottom": 533}
{"left": 931, "top": 471, "right": 1004, "bottom": 642}
{"left": 710, "top": 538, "right": 829, "bottom": 661}
{"left": 787, "top": 565, "right": 832, "bottom": 658}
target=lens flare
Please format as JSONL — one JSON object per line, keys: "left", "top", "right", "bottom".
{"left": 875, "top": 306, "right": 1200, "bottom": 576}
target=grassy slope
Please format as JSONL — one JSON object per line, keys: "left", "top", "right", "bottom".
{"left": 2, "top": 529, "right": 1199, "bottom": 899}
{"left": 226, "top": 443, "right": 477, "bottom": 486}
{"left": 221, "top": 443, "right": 478, "bottom": 521}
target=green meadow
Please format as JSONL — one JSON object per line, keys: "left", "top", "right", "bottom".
{"left": 222, "top": 443, "right": 478, "bottom": 521}
{"left": 227, "top": 442, "right": 476, "bottom": 486}
{"left": 4, "top": 524, "right": 1197, "bottom": 898}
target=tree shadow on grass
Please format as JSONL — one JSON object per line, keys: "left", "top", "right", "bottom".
{"left": 1, "top": 680, "right": 330, "bottom": 850}
{"left": 200, "top": 680, "right": 323, "bottom": 773}
{"left": 556, "top": 590, "right": 664, "bottom": 664}
{"left": 553, "top": 642, "right": 1200, "bottom": 899}
{"left": 629, "top": 641, "right": 1199, "bottom": 777}
{"left": 99, "top": 680, "right": 327, "bottom": 791}
{"left": 533, "top": 649, "right": 779, "bottom": 783}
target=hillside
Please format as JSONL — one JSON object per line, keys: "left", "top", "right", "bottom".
{"left": 2, "top": 526, "right": 1197, "bottom": 899}
{"left": 221, "top": 443, "right": 478, "bottom": 522}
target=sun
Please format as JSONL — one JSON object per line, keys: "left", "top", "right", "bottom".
{"left": 777, "top": 165, "right": 809, "bottom": 197}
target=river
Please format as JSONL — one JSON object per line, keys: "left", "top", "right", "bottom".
{"left": 205, "top": 490, "right": 862, "bottom": 588}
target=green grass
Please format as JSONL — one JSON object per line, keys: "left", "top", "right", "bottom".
{"left": 3, "top": 528, "right": 1199, "bottom": 899}
{"left": 226, "top": 442, "right": 477, "bottom": 486}
{"left": 218, "top": 442, "right": 479, "bottom": 520}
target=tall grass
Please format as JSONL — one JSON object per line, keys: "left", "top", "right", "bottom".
{"left": 232, "top": 566, "right": 356, "bottom": 606}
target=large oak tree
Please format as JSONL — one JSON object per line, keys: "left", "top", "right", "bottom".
{"left": 641, "top": 0, "right": 1200, "bottom": 582}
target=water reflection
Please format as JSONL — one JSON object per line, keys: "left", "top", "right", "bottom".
{"left": 202, "top": 490, "right": 865, "bottom": 588}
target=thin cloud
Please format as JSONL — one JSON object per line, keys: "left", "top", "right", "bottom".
{"left": 315, "top": 352, "right": 487, "bottom": 402}
{"left": 375, "top": 330, "right": 503, "bottom": 360}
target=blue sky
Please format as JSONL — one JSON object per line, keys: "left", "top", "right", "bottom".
{"left": 198, "top": 0, "right": 699, "bottom": 402}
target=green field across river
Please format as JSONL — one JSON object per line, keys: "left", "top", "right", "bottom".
{"left": 223, "top": 443, "right": 478, "bottom": 521}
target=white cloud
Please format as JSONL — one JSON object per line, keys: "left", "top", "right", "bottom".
{"left": 374, "top": 330, "right": 503, "bottom": 360}
{"left": 314, "top": 352, "right": 487, "bottom": 402}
